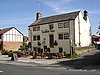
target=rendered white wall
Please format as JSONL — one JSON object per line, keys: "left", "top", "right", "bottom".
{"left": 3, "top": 28, "right": 23, "bottom": 42}
{"left": 75, "top": 12, "right": 91, "bottom": 47}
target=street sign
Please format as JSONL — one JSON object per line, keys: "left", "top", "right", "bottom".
{"left": 13, "top": 53, "right": 18, "bottom": 61}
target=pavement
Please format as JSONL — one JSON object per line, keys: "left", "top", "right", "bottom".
{"left": 0, "top": 50, "right": 100, "bottom": 71}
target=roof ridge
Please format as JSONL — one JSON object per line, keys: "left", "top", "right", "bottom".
{"left": 41, "top": 11, "right": 80, "bottom": 19}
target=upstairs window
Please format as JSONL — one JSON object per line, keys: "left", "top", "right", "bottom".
{"left": 64, "top": 22, "right": 69, "bottom": 28}
{"left": 58, "top": 23, "right": 63, "bottom": 28}
{"left": 58, "top": 22, "right": 69, "bottom": 28}
{"left": 37, "top": 26, "right": 40, "bottom": 31}
{"left": 33, "top": 26, "right": 40, "bottom": 31}
{"left": 33, "top": 26, "right": 36, "bottom": 31}
{"left": 49, "top": 24, "right": 54, "bottom": 30}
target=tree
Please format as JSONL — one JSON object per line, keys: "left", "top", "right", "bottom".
{"left": 19, "top": 42, "right": 29, "bottom": 51}
{"left": 96, "top": 20, "right": 100, "bottom": 35}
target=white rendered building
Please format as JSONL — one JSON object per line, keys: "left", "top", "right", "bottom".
{"left": 28, "top": 10, "right": 92, "bottom": 54}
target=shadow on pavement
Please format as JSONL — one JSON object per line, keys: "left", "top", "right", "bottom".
{"left": 56, "top": 50, "right": 100, "bottom": 70}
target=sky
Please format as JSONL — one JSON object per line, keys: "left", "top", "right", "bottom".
{"left": 0, "top": 0, "right": 100, "bottom": 36}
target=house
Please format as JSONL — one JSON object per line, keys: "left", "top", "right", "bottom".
{"left": 28, "top": 10, "right": 92, "bottom": 55}
{"left": 23, "top": 36, "right": 29, "bottom": 45}
{"left": 92, "top": 35, "right": 100, "bottom": 44}
{"left": 0, "top": 27, "right": 23, "bottom": 51}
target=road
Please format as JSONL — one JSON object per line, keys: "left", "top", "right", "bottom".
{"left": 53, "top": 50, "right": 100, "bottom": 70}
{"left": 0, "top": 63, "right": 100, "bottom": 75}
{"left": 0, "top": 50, "right": 100, "bottom": 75}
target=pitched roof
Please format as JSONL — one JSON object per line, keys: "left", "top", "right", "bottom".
{"left": 29, "top": 11, "right": 80, "bottom": 27}
{"left": 0, "top": 27, "right": 23, "bottom": 35}
{"left": 0, "top": 27, "right": 13, "bottom": 34}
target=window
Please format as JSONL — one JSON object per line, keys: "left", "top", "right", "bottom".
{"left": 64, "top": 33, "right": 69, "bottom": 39}
{"left": 33, "top": 47, "right": 40, "bottom": 53}
{"left": 37, "top": 26, "right": 40, "bottom": 31}
{"left": 37, "top": 35, "right": 40, "bottom": 40}
{"left": 38, "top": 48, "right": 41, "bottom": 53}
{"left": 33, "top": 36, "right": 36, "bottom": 41}
{"left": 58, "top": 23, "right": 63, "bottom": 28}
{"left": 33, "top": 26, "right": 36, "bottom": 31}
{"left": 33, "top": 26, "right": 40, "bottom": 31}
{"left": 33, "top": 47, "right": 37, "bottom": 51}
{"left": 0, "top": 35, "right": 1, "bottom": 39}
{"left": 64, "top": 22, "right": 69, "bottom": 28}
{"left": 58, "top": 22, "right": 69, "bottom": 28}
{"left": 59, "top": 34, "right": 63, "bottom": 40}
{"left": 59, "top": 47, "right": 63, "bottom": 53}
{"left": 58, "top": 33, "right": 69, "bottom": 40}
{"left": 49, "top": 24, "right": 53, "bottom": 30}
{"left": 33, "top": 35, "right": 40, "bottom": 41}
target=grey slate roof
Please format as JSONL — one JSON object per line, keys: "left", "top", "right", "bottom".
{"left": 29, "top": 11, "right": 80, "bottom": 27}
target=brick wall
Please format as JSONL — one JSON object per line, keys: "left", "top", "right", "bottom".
{"left": 3, "top": 42, "right": 23, "bottom": 51}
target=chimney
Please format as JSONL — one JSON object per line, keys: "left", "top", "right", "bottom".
{"left": 36, "top": 12, "right": 42, "bottom": 20}
{"left": 83, "top": 10, "right": 88, "bottom": 21}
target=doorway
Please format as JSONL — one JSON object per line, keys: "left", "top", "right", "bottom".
{"left": 49, "top": 34, "right": 54, "bottom": 48}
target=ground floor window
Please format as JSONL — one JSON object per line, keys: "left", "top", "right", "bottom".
{"left": 33, "top": 47, "right": 37, "bottom": 51}
{"left": 59, "top": 47, "right": 63, "bottom": 53}
{"left": 64, "top": 33, "right": 69, "bottom": 39}
{"left": 58, "top": 33, "right": 69, "bottom": 40}
{"left": 59, "top": 34, "right": 63, "bottom": 40}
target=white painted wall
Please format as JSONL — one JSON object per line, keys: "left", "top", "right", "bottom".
{"left": 3, "top": 28, "right": 23, "bottom": 42}
{"left": 75, "top": 12, "right": 91, "bottom": 47}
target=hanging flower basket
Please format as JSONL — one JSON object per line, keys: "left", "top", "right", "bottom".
{"left": 38, "top": 42, "right": 41, "bottom": 46}
{"left": 54, "top": 40, "right": 58, "bottom": 46}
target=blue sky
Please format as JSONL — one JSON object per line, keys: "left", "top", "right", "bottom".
{"left": 0, "top": 0, "right": 100, "bottom": 36}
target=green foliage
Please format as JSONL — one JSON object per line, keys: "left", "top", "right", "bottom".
{"left": 1, "top": 50, "right": 22, "bottom": 57}
{"left": 19, "top": 42, "right": 29, "bottom": 51}
{"left": 1, "top": 50, "right": 9, "bottom": 55}
{"left": 8, "top": 51, "right": 13, "bottom": 57}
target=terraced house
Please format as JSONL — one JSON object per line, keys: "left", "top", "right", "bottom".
{"left": 0, "top": 27, "right": 23, "bottom": 51}
{"left": 28, "top": 10, "right": 92, "bottom": 55}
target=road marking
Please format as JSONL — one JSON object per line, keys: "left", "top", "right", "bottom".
{"left": 0, "top": 71, "right": 3, "bottom": 73}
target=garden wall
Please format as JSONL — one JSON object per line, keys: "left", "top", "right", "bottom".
{"left": 75, "top": 46, "right": 96, "bottom": 56}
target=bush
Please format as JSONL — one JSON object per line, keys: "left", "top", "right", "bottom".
{"left": 8, "top": 52, "right": 13, "bottom": 57}
{"left": 1, "top": 50, "right": 9, "bottom": 55}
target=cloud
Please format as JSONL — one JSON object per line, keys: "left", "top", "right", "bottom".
{"left": 0, "top": 17, "right": 34, "bottom": 25}
{"left": 41, "top": 0, "right": 74, "bottom": 14}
